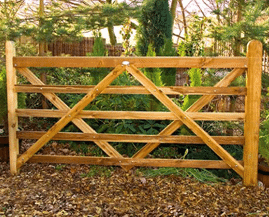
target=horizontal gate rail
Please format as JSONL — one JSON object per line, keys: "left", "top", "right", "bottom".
{"left": 26, "top": 155, "right": 244, "bottom": 169}
{"left": 15, "top": 85, "right": 247, "bottom": 95}
{"left": 13, "top": 56, "right": 247, "bottom": 68}
{"left": 6, "top": 40, "right": 263, "bottom": 186}
{"left": 16, "top": 109, "right": 245, "bottom": 121}
{"left": 17, "top": 131, "right": 245, "bottom": 145}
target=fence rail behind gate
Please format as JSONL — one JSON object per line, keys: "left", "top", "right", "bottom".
{"left": 6, "top": 40, "right": 262, "bottom": 186}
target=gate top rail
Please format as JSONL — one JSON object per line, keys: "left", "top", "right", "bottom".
{"left": 13, "top": 56, "right": 247, "bottom": 68}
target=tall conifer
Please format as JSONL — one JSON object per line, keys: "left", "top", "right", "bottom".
{"left": 136, "top": 0, "right": 172, "bottom": 56}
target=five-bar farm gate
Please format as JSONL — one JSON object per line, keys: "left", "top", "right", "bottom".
{"left": 6, "top": 40, "right": 262, "bottom": 186}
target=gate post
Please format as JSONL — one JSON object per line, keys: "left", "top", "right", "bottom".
{"left": 6, "top": 41, "right": 19, "bottom": 174}
{"left": 244, "top": 40, "right": 263, "bottom": 186}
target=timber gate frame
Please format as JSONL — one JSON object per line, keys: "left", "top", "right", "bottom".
{"left": 6, "top": 40, "right": 262, "bottom": 186}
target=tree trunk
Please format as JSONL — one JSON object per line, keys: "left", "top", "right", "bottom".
{"left": 170, "top": 0, "right": 177, "bottom": 32}
{"left": 175, "top": 68, "right": 189, "bottom": 86}
{"left": 234, "top": 0, "right": 243, "bottom": 56}
{"left": 106, "top": 0, "right": 117, "bottom": 46}
{"left": 39, "top": 0, "right": 48, "bottom": 109}
{"left": 178, "top": 0, "right": 188, "bottom": 39}
{"left": 107, "top": 25, "right": 117, "bottom": 46}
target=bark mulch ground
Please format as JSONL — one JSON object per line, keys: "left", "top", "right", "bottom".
{"left": 0, "top": 162, "right": 269, "bottom": 216}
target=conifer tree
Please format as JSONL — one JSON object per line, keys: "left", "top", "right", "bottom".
{"left": 211, "top": 0, "right": 269, "bottom": 55}
{"left": 181, "top": 68, "right": 202, "bottom": 111}
{"left": 136, "top": 0, "right": 172, "bottom": 56}
{"left": 143, "top": 44, "right": 163, "bottom": 111}
{"left": 89, "top": 32, "right": 108, "bottom": 85}
{"left": 180, "top": 68, "right": 202, "bottom": 135}
{"left": 159, "top": 38, "right": 177, "bottom": 86}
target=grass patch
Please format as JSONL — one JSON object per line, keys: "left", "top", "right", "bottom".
{"left": 80, "top": 165, "right": 114, "bottom": 178}
{"left": 137, "top": 167, "right": 227, "bottom": 183}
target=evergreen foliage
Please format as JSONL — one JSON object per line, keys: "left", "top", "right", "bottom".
{"left": 0, "top": 67, "right": 26, "bottom": 133}
{"left": 181, "top": 68, "right": 202, "bottom": 111}
{"left": 136, "top": 0, "right": 172, "bottom": 56}
{"left": 91, "top": 32, "right": 106, "bottom": 56}
{"left": 0, "top": 68, "right": 7, "bottom": 123}
{"left": 0, "top": 1, "right": 24, "bottom": 67}
{"left": 211, "top": 0, "right": 269, "bottom": 55}
{"left": 120, "top": 19, "right": 134, "bottom": 56}
{"left": 144, "top": 44, "right": 163, "bottom": 86}
{"left": 88, "top": 32, "right": 108, "bottom": 85}
{"left": 0, "top": 0, "right": 23, "bottom": 41}
{"left": 158, "top": 38, "right": 177, "bottom": 86}
{"left": 177, "top": 15, "right": 208, "bottom": 57}
{"left": 0, "top": 1, "right": 139, "bottom": 45}
{"left": 143, "top": 44, "right": 163, "bottom": 111}
{"left": 180, "top": 68, "right": 202, "bottom": 135}
{"left": 260, "top": 104, "right": 269, "bottom": 163}
{"left": 23, "top": 1, "right": 139, "bottom": 43}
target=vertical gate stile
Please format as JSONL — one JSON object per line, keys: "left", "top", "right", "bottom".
{"left": 6, "top": 41, "right": 19, "bottom": 174}
{"left": 244, "top": 40, "right": 263, "bottom": 186}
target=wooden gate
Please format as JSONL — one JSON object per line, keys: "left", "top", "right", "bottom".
{"left": 6, "top": 40, "right": 262, "bottom": 186}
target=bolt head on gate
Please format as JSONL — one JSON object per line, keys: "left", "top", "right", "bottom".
{"left": 122, "top": 61, "right": 130, "bottom": 66}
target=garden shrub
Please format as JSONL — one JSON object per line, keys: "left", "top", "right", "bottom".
{"left": 259, "top": 108, "right": 269, "bottom": 164}
{"left": 88, "top": 32, "right": 108, "bottom": 85}
{"left": 158, "top": 38, "right": 177, "bottom": 86}
{"left": 0, "top": 67, "right": 7, "bottom": 124}
{"left": 171, "top": 67, "right": 245, "bottom": 179}
{"left": 0, "top": 67, "right": 26, "bottom": 134}
{"left": 143, "top": 43, "right": 164, "bottom": 111}
{"left": 180, "top": 68, "right": 202, "bottom": 135}
{"left": 136, "top": 0, "right": 172, "bottom": 56}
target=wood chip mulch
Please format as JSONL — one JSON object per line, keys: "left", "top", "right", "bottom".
{"left": 0, "top": 162, "right": 269, "bottom": 216}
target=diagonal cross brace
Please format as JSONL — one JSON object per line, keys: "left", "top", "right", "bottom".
{"left": 126, "top": 65, "right": 244, "bottom": 177}
{"left": 17, "top": 65, "right": 126, "bottom": 169}
{"left": 126, "top": 68, "right": 245, "bottom": 170}
{"left": 17, "top": 68, "right": 128, "bottom": 170}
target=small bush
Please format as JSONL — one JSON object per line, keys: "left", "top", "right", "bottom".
{"left": 259, "top": 110, "right": 269, "bottom": 163}
{"left": 0, "top": 67, "right": 7, "bottom": 123}
{"left": 0, "top": 67, "right": 26, "bottom": 134}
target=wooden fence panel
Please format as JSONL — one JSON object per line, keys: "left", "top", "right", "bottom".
{"left": 47, "top": 38, "right": 123, "bottom": 56}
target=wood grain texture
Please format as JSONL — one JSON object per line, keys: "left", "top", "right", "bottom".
{"left": 17, "top": 131, "right": 245, "bottom": 145}
{"left": 26, "top": 155, "right": 244, "bottom": 169}
{"left": 15, "top": 84, "right": 247, "bottom": 95}
{"left": 6, "top": 41, "right": 18, "bottom": 174}
{"left": 126, "top": 65, "right": 244, "bottom": 177}
{"left": 244, "top": 40, "right": 263, "bottom": 186}
{"left": 14, "top": 56, "right": 247, "bottom": 68}
{"left": 16, "top": 109, "right": 245, "bottom": 121}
